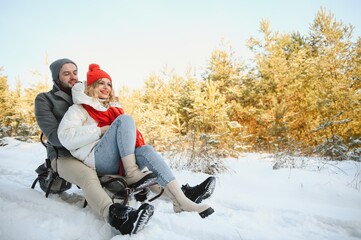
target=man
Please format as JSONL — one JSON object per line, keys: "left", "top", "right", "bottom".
{"left": 34, "top": 58, "right": 215, "bottom": 234}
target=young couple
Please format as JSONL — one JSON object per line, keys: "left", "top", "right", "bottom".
{"left": 34, "top": 58, "right": 216, "bottom": 235}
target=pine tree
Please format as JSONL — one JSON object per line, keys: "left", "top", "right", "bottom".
{"left": 119, "top": 73, "right": 179, "bottom": 151}
{"left": 308, "top": 8, "right": 360, "bottom": 155}
{"left": 247, "top": 20, "right": 302, "bottom": 151}
{"left": 0, "top": 69, "right": 15, "bottom": 137}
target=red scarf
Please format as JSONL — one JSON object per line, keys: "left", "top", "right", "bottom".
{"left": 82, "top": 104, "right": 145, "bottom": 175}
{"left": 82, "top": 104, "right": 145, "bottom": 147}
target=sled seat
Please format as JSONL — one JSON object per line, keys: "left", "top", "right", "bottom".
{"left": 85, "top": 174, "right": 162, "bottom": 207}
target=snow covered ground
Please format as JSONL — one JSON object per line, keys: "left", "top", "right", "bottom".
{"left": 0, "top": 137, "right": 360, "bottom": 240}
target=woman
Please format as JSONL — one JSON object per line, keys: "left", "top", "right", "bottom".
{"left": 58, "top": 63, "right": 214, "bottom": 218}
{"left": 57, "top": 63, "right": 155, "bottom": 188}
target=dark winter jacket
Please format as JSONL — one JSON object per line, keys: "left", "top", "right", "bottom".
{"left": 34, "top": 84, "right": 73, "bottom": 160}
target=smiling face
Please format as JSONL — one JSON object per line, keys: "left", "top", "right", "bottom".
{"left": 85, "top": 77, "right": 115, "bottom": 102}
{"left": 95, "top": 78, "right": 112, "bottom": 99}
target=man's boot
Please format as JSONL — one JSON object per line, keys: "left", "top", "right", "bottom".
{"left": 165, "top": 180, "right": 214, "bottom": 218}
{"left": 122, "top": 154, "right": 157, "bottom": 188}
{"left": 109, "top": 203, "right": 154, "bottom": 235}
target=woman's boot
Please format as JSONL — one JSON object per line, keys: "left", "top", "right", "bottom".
{"left": 165, "top": 180, "right": 214, "bottom": 218}
{"left": 122, "top": 154, "right": 157, "bottom": 187}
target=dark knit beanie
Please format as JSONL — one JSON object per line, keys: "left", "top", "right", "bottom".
{"left": 49, "top": 58, "right": 77, "bottom": 82}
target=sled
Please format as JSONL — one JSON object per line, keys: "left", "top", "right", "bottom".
{"left": 31, "top": 133, "right": 163, "bottom": 206}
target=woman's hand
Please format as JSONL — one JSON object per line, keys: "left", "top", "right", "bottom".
{"left": 100, "top": 125, "right": 110, "bottom": 135}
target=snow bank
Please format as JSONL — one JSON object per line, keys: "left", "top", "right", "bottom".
{"left": 0, "top": 138, "right": 360, "bottom": 240}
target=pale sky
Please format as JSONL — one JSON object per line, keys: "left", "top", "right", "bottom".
{"left": 1, "top": 0, "right": 360, "bottom": 91}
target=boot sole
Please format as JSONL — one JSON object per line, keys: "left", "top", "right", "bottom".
{"left": 195, "top": 176, "right": 216, "bottom": 204}
{"left": 129, "top": 175, "right": 158, "bottom": 192}
{"left": 132, "top": 204, "right": 155, "bottom": 234}
{"left": 199, "top": 207, "right": 215, "bottom": 218}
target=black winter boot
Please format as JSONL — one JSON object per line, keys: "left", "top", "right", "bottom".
{"left": 109, "top": 203, "right": 154, "bottom": 235}
{"left": 181, "top": 176, "right": 216, "bottom": 203}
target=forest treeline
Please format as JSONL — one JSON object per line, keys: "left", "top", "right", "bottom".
{"left": 1, "top": 9, "right": 360, "bottom": 169}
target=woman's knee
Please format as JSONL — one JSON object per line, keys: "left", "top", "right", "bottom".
{"left": 115, "top": 114, "right": 134, "bottom": 124}
{"left": 135, "top": 145, "right": 155, "bottom": 157}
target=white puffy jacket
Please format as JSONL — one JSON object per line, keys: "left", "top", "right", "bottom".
{"left": 57, "top": 82, "right": 121, "bottom": 168}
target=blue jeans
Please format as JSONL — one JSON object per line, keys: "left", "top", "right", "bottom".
{"left": 94, "top": 115, "right": 136, "bottom": 175}
{"left": 135, "top": 145, "right": 175, "bottom": 187}
{"left": 94, "top": 115, "right": 175, "bottom": 186}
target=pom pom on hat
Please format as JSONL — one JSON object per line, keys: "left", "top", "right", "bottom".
{"left": 86, "top": 63, "right": 112, "bottom": 86}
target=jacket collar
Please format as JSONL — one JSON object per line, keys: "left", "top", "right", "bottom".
{"left": 52, "top": 84, "right": 73, "bottom": 105}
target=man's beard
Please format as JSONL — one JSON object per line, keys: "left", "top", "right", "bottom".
{"left": 56, "top": 80, "right": 72, "bottom": 95}
{"left": 57, "top": 80, "right": 72, "bottom": 89}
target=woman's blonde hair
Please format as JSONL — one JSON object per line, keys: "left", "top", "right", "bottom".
{"left": 85, "top": 79, "right": 117, "bottom": 107}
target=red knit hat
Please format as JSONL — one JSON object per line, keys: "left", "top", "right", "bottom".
{"left": 86, "top": 63, "right": 112, "bottom": 86}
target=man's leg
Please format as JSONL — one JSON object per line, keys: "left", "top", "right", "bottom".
{"left": 52, "top": 156, "right": 112, "bottom": 219}
{"left": 52, "top": 156, "right": 154, "bottom": 234}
